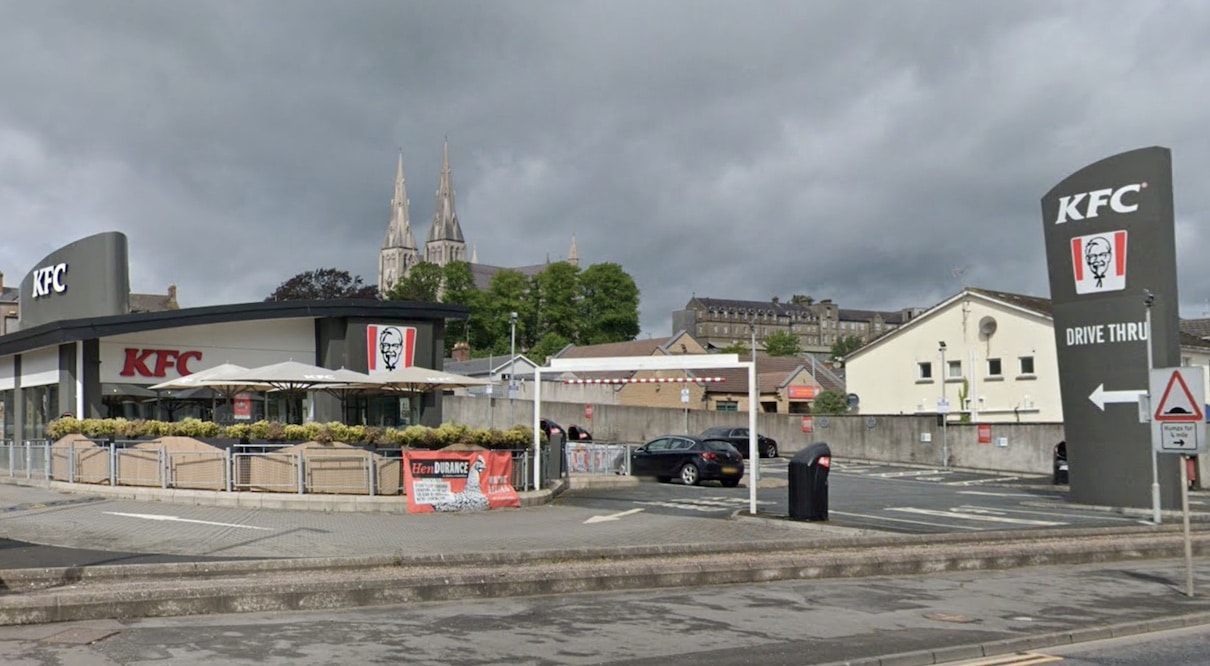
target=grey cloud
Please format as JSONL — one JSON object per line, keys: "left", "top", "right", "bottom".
{"left": 2, "top": 1, "right": 1209, "bottom": 337}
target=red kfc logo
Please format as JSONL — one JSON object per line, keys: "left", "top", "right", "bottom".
{"left": 120, "top": 348, "right": 203, "bottom": 378}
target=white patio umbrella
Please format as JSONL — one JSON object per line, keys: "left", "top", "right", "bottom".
{"left": 360, "top": 365, "right": 493, "bottom": 394}
{"left": 149, "top": 363, "right": 271, "bottom": 396}
{"left": 209, "top": 361, "right": 375, "bottom": 423}
{"left": 150, "top": 363, "right": 274, "bottom": 423}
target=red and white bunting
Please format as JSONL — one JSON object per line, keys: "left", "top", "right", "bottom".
{"left": 564, "top": 376, "right": 726, "bottom": 385}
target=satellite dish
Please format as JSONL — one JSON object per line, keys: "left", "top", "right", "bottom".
{"left": 979, "top": 316, "right": 998, "bottom": 337}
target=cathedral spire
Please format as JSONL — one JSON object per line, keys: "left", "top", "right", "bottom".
{"left": 425, "top": 136, "right": 467, "bottom": 266}
{"left": 568, "top": 234, "right": 579, "bottom": 267}
{"left": 382, "top": 149, "right": 415, "bottom": 250}
{"left": 378, "top": 149, "right": 420, "bottom": 293}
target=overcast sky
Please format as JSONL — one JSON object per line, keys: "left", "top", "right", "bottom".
{"left": 3, "top": 1, "right": 1210, "bottom": 338}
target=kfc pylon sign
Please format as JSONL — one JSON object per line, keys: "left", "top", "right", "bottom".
{"left": 120, "top": 348, "right": 203, "bottom": 378}
{"left": 1053, "top": 183, "right": 1144, "bottom": 224}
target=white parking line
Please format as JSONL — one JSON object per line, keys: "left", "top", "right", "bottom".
{"left": 887, "top": 507, "right": 1065, "bottom": 526}
{"left": 958, "top": 490, "right": 1043, "bottom": 498}
{"left": 947, "top": 476, "right": 1021, "bottom": 486}
{"left": 105, "top": 511, "right": 273, "bottom": 530}
{"left": 829, "top": 510, "right": 986, "bottom": 531}
{"left": 956, "top": 504, "right": 1140, "bottom": 523}
{"left": 872, "top": 470, "right": 956, "bottom": 479}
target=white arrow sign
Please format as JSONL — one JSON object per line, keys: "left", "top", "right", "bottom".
{"left": 105, "top": 511, "right": 273, "bottom": 530}
{"left": 583, "top": 508, "right": 644, "bottom": 524}
{"left": 1088, "top": 383, "right": 1146, "bottom": 411}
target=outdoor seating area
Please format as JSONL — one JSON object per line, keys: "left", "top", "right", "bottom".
{"left": 138, "top": 360, "right": 493, "bottom": 427}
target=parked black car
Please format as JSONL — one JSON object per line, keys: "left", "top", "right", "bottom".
{"left": 631, "top": 435, "right": 745, "bottom": 487}
{"left": 566, "top": 424, "right": 593, "bottom": 442}
{"left": 698, "top": 426, "right": 779, "bottom": 459}
{"left": 539, "top": 418, "right": 567, "bottom": 446}
{"left": 1053, "top": 440, "right": 1068, "bottom": 485}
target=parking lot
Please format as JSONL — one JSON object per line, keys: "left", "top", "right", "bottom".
{"left": 556, "top": 457, "right": 1191, "bottom": 534}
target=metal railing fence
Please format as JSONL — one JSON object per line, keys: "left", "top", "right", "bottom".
{"left": 0, "top": 440, "right": 546, "bottom": 495}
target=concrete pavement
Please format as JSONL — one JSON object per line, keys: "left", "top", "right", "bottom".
{"left": 2, "top": 474, "right": 1210, "bottom": 666}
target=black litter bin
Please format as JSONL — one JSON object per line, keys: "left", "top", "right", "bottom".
{"left": 788, "top": 442, "right": 832, "bottom": 521}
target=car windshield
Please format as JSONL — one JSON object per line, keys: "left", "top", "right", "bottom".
{"left": 700, "top": 427, "right": 729, "bottom": 436}
{"left": 702, "top": 439, "right": 738, "bottom": 453}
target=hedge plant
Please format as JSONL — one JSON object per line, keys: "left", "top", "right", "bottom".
{"left": 44, "top": 417, "right": 544, "bottom": 450}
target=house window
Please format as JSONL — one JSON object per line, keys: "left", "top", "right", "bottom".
{"left": 1019, "top": 356, "right": 1035, "bottom": 375}
{"left": 947, "top": 360, "right": 962, "bottom": 379}
{"left": 987, "top": 358, "right": 1002, "bottom": 377}
{"left": 717, "top": 401, "right": 739, "bottom": 412}
{"left": 918, "top": 362, "right": 933, "bottom": 380}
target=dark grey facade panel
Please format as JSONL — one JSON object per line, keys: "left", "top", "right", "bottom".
{"left": 0, "top": 299, "right": 466, "bottom": 358}
{"left": 18, "top": 231, "right": 130, "bottom": 328}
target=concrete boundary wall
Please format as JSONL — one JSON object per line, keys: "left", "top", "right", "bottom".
{"left": 443, "top": 396, "right": 1066, "bottom": 476}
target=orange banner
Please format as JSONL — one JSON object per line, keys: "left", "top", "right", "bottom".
{"left": 403, "top": 451, "right": 520, "bottom": 513}
{"left": 788, "top": 385, "right": 817, "bottom": 399}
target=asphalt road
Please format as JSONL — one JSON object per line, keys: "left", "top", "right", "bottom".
{"left": 3, "top": 558, "right": 1210, "bottom": 666}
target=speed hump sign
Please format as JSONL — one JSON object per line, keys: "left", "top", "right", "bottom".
{"left": 1150, "top": 366, "right": 1206, "bottom": 454}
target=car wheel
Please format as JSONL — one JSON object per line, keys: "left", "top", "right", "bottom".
{"left": 721, "top": 478, "right": 740, "bottom": 488}
{"left": 763, "top": 442, "right": 778, "bottom": 458}
{"left": 679, "top": 463, "right": 700, "bottom": 486}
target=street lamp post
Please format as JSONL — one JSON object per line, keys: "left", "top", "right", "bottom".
{"left": 509, "top": 311, "right": 518, "bottom": 426}
{"left": 1144, "top": 290, "right": 1161, "bottom": 524}
{"left": 939, "top": 341, "right": 948, "bottom": 469}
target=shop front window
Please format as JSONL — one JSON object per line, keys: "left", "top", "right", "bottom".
{"left": 0, "top": 389, "right": 11, "bottom": 442}
{"left": 22, "top": 384, "right": 58, "bottom": 442}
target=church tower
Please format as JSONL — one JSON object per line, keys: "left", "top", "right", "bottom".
{"left": 378, "top": 151, "right": 420, "bottom": 293}
{"left": 568, "top": 235, "right": 579, "bottom": 267}
{"left": 424, "top": 138, "right": 467, "bottom": 267}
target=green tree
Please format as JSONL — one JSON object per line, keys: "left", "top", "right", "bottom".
{"left": 265, "top": 268, "right": 378, "bottom": 301}
{"left": 386, "top": 262, "right": 443, "bottom": 302}
{"left": 531, "top": 262, "right": 581, "bottom": 345}
{"left": 528, "top": 331, "right": 572, "bottom": 364}
{"left": 716, "top": 342, "right": 749, "bottom": 355}
{"left": 830, "top": 334, "right": 865, "bottom": 364}
{"left": 471, "top": 269, "right": 530, "bottom": 355}
{"left": 578, "top": 262, "right": 640, "bottom": 345}
{"left": 441, "top": 262, "right": 478, "bottom": 354}
{"left": 763, "top": 330, "right": 802, "bottom": 357}
{"left": 812, "top": 389, "right": 850, "bottom": 415}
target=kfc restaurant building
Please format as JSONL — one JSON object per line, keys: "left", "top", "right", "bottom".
{"left": 0, "top": 232, "right": 466, "bottom": 442}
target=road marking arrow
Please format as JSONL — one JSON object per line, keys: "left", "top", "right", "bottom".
{"left": 583, "top": 508, "right": 644, "bottom": 524}
{"left": 1088, "top": 383, "right": 1146, "bottom": 411}
{"left": 104, "top": 511, "right": 273, "bottom": 530}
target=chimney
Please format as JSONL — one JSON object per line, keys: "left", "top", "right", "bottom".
{"left": 452, "top": 341, "right": 471, "bottom": 362}
{"left": 167, "top": 284, "right": 179, "bottom": 309}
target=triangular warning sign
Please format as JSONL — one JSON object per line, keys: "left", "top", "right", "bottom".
{"left": 1154, "top": 371, "right": 1204, "bottom": 422}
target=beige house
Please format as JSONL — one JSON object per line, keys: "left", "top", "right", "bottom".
{"left": 846, "top": 287, "right": 1210, "bottom": 423}
{"left": 551, "top": 333, "right": 842, "bottom": 413}
{"left": 702, "top": 355, "right": 840, "bottom": 414}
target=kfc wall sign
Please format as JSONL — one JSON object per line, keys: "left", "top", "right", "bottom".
{"left": 30, "top": 263, "right": 68, "bottom": 299}
{"left": 367, "top": 324, "right": 417, "bottom": 373}
{"left": 120, "top": 348, "right": 203, "bottom": 378}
